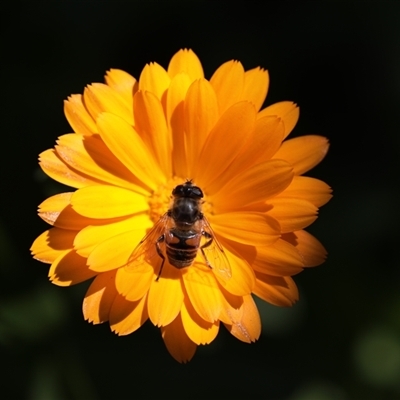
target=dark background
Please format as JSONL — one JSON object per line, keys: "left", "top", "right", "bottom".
{"left": 2, "top": 1, "right": 400, "bottom": 399}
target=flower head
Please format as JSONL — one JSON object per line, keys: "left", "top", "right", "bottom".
{"left": 31, "top": 49, "right": 331, "bottom": 362}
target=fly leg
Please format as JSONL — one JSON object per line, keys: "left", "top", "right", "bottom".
{"left": 200, "top": 231, "right": 213, "bottom": 270}
{"left": 155, "top": 234, "right": 165, "bottom": 281}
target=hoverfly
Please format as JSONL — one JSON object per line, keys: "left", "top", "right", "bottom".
{"left": 127, "top": 180, "right": 231, "bottom": 282}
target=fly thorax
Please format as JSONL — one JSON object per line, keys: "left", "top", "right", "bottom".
{"left": 171, "top": 198, "right": 201, "bottom": 224}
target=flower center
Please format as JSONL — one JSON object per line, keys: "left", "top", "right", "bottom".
{"left": 148, "top": 178, "right": 213, "bottom": 223}
{"left": 148, "top": 177, "right": 184, "bottom": 223}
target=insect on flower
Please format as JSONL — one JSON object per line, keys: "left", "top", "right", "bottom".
{"left": 128, "top": 180, "right": 232, "bottom": 282}
{"left": 31, "top": 49, "right": 332, "bottom": 363}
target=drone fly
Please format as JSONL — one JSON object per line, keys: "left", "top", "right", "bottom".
{"left": 127, "top": 180, "right": 231, "bottom": 281}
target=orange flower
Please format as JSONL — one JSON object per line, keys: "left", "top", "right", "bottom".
{"left": 31, "top": 49, "right": 331, "bottom": 362}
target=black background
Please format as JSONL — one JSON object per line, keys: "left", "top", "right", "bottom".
{"left": 2, "top": 1, "right": 400, "bottom": 399}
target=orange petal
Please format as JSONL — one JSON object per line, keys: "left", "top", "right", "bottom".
{"left": 168, "top": 48, "right": 204, "bottom": 81}
{"left": 64, "top": 94, "right": 97, "bottom": 135}
{"left": 252, "top": 239, "right": 304, "bottom": 276}
{"left": 161, "top": 314, "right": 197, "bottom": 363}
{"left": 39, "top": 149, "right": 100, "bottom": 189}
{"left": 104, "top": 69, "right": 138, "bottom": 109}
{"left": 280, "top": 176, "right": 332, "bottom": 207}
{"left": 210, "top": 60, "right": 244, "bottom": 115}
{"left": 224, "top": 294, "right": 261, "bottom": 343}
{"left": 211, "top": 212, "right": 280, "bottom": 246}
{"left": 74, "top": 214, "right": 151, "bottom": 258}
{"left": 212, "top": 159, "right": 293, "bottom": 211}
{"left": 274, "top": 135, "right": 329, "bottom": 175}
{"left": 49, "top": 249, "right": 96, "bottom": 286}
{"left": 55, "top": 134, "right": 146, "bottom": 193}
{"left": 206, "top": 116, "right": 285, "bottom": 192}
{"left": 38, "top": 192, "right": 114, "bottom": 230}
{"left": 87, "top": 229, "right": 146, "bottom": 272}
{"left": 184, "top": 79, "right": 219, "bottom": 177}
{"left": 71, "top": 185, "right": 148, "bottom": 219}
{"left": 267, "top": 198, "right": 318, "bottom": 233}
{"left": 83, "top": 83, "right": 133, "bottom": 125}
{"left": 38, "top": 192, "right": 75, "bottom": 227}
{"left": 182, "top": 267, "right": 222, "bottom": 323}
{"left": 166, "top": 73, "right": 191, "bottom": 177}
{"left": 139, "top": 62, "right": 171, "bottom": 100}
{"left": 147, "top": 262, "right": 184, "bottom": 327}
{"left": 109, "top": 293, "right": 148, "bottom": 335}
{"left": 239, "top": 115, "right": 285, "bottom": 167}
{"left": 258, "top": 101, "right": 299, "bottom": 139}
{"left": 242, "top": 67, "right": 269, "bottom": 111}
{"left": 181, "top": 297, "right": 219, "bottom": 345}
{"left": 253, "top": 272, "right": 299, "bottom": 307}
{"left": 97, "top": 112, "right": 165, "bottom": 190}
{"left": 133, "top": 91, "right": 172, "bottom": 176}
{"left": 82, "top": 270, "right": 118, "bottom": 324}
{"left": 30, "top": 228, "right": 76, "bottom": 264}
{"left": 115, "top": 264, "right": 154, "bottom": 302}
{"left": 218, "top": 287, "right": 244, "bottom": 324}
{"left": 215, "top": 240, "right": 256, "bottom": 296}
{"left": 282, "top": 230, "right": 327, "bottom": 267}
{"left": 195, "top": 101, "right": 256, "bottom": 189}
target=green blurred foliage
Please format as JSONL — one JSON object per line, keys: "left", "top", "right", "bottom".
{"left": 2, "top": 1, "right": 400, "bottom": 399}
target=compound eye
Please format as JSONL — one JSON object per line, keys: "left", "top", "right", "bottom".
{"left": 191, "top": 187, "right": 203, "bottom": 198}
{"left": 172, "top": 185, "right": 185, "bottom": 196}
{"left": 172, "top": 182, "right": 203, "bottom": 198}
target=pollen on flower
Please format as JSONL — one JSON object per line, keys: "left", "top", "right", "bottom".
{"left": 148, "top": 177, "right": 186, "bottom": 223}
{"left": 200, "top": 193, "right": 213, "bottom": 217}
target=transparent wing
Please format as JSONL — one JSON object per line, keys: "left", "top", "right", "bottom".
{"left": 201, "top": 216, "right": 232, "bottom": 283}
{"left": 126, "top": 213, "right": 168, "bottom": 272}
